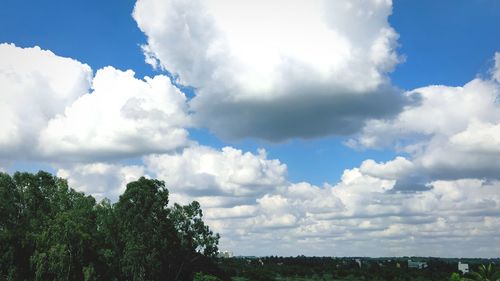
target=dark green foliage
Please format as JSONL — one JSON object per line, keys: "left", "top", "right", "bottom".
{"left": 218, "top": 257, "right": 500, "bottom": 281}
{"left": 0, "top": 171, "right": 220, "bottom": 281}
{"left": 470, "top": 263, "right": 500, "bottom": 281}
{"left": 193, "top": 272, "right": 221, "bottom": 281}
{"left": 171, "top": 201, "right": 220, "bottom": 257}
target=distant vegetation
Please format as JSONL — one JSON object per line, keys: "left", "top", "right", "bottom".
{"left": 1, "top": 171, "right": 498, "bottom": 281}
{"left": 217, "top": 257, "right": 500, "bottom": 281}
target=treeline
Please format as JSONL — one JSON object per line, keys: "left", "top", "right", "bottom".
{"left": 217, "top": 256, "right": 500, "bottom": 281}
{"left": 0, "top": 171, "right": 223, "bottom": 281}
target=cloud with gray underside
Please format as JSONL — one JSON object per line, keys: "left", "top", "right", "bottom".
{"left": 133, "top": 0, "right": 414, "bottom": 141}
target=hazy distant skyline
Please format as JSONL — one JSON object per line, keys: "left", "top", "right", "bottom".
{"left": 1, "top": 0, "right": 499, "bottom": 257}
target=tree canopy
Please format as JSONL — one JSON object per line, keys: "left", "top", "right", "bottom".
{"left": 0, "top": 171, "right": 220, "bottom": 281}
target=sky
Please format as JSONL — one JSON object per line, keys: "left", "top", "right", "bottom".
{"left": 0, "top": 0, "right": 499, "bottom": 257}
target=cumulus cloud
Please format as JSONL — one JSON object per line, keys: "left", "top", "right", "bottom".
{"left": 0, "top": 43, "right": 92, "bottom": 159}
{"left": 145, "top": 145, "right": 287, "bottom": 205}
{"left": 449, "top": 121, "right": 500, "bottom": 153}
{"left": 0, "top": 44, "right": 190, "bottom": 162}
{"left": 133, "top": 0, "right": 410, "bottom": 140}
{"left": 39, "top": 66, "right": 191, "bottom": 161}
{"left": 52, "top": 142, "right": 500, "bottom": 257}
{"left": 350, "top": 54, "right": 500, "bottom": 181}
{"left": 57, "top": 163, "right": 146, "bottom": 202}
{"left": 74, "top": 143, "right": 490, "bottom": 257}
{"left": 207, "top": 158, "right": 500, "bottom": 257}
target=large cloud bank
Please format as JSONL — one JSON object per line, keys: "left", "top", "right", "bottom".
{"left": 133, "top": 0, "right": 409, "bottom": 140}
{"left": 58, "top": 144, "right": 500, "bottom": 257}
{"left": 55, "top": 53, "right": 500, "bottom": 257}
{"left": 350, "top": 53, "right": 500, "bottom": 182}
{"left": 0, "top": 43, "right": 190, "bottom": 162}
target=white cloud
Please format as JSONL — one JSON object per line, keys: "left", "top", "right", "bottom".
{"left": 449, "top": 121, "right": 500, "bottom": 153}
{"left": 359, "top": 156, "right": 415, "bottom": 180}
{"left": 493, "top": 52, "right": 500, "bottom": 83}
{"left": 50, "top": 142, "right": 500, "bottom": 257}
{"left": 0, "top": 44, "right": 190, "bottom": 162}
{"left": 352, "top": 78, "right": 500, "bottom": 149}
{"left": 141, "top": 144, "right": 500, "bottom": 257}
{"left": 145, "top": 145, "right": 287, "bottom": 204}
{"left": 350, "top": 60, "right": 500, "bottom": 180}
{"left": 39, "top": 66, "right": 191, "bottom": 161}
{"left": 0, "top": 43, "right": 92, "bottom": 158}
{"left": 57, "top": 162, "right": 146, "bottom": 202}
{"left": 210, "top": 158, "right": 500, "bottom": 257}
{"left": 133, "top": 0, "right": 409, "bottom": 140}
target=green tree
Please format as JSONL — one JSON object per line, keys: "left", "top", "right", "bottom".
{"left": 471, "top": 264, "right": 500, "bottom": 281}
{"left": 0, "top": 172, "right": 22, "bottom": 280}
{"left": 93, "top": 199, "right": 119, "bottom": 280}
{"left": 115, "top": 177, "right": 180, "bottom": 280}
{"left": 170, "top": 201, "right": 220, "bottom": 257}
{"left": 193, "top": 272, "right": 221, "bottom": 281}
{"left": 170, "top": 201, "right": 220, "bottom": 279}
{"left": 450, "top": 272, "right": 472, "bottom": 281}
{"left": 18, "top": 172, "right": 98, "bottom": 281}
{"left": 0, "top": 172, "right": 221, "bottom": 281}
{"left": 114, "top": 177, "right": 220, "bottom": 281}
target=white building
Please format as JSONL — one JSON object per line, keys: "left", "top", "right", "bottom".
{"left": 458, "top": 261, "right": 469, "bottom": 274}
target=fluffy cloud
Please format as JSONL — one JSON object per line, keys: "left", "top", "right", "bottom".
{"left": 145, "top": 145, "right": 287, "bottom": 206}
{"left": 449, "top": 121, "right": 500, "bottom": 153}
{"left": 133, "top": 0, "right": 410, "bottom": 140}
{"left": 350, "top": 53, "right": 500, "bottom": 180}
{"left": 39, "top": 66, "right": 190, "bottom": 161}
{"left": 57, "top": 163, "right": 146, "bottom": 202}
{"left": 53, "top": 143, "right": 500, "bottom": 257}
{"left": 0, "top": 44, "right": 190, "bottom": 162}
{"left": 351, "top": 79, "right": 500, "bottom": 149}
{"left": 0, "top": 43, "right": 92, "bottom": 159}
{"left": 209, "top": 158, "right": 500, "bottom": 257}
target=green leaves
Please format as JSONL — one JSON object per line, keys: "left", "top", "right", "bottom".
{"left": 0, "top": 172, "right": 220, "bottom": 281}
{"left": 171, "top": 201, "right": 220, "bottom": 257}
{"left": 470, "top": 264, "right": 500, "bottom": 281}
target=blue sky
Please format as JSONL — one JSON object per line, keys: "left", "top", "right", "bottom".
{"left": 1, "top": 0, "right": 500, "bottom": 256}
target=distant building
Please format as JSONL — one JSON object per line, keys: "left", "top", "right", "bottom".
{"left": 408, "top": 260, "right": 428, "bottom": 269}
{"left": 458, "top": 262, "right": 469, "bottom": 274}
{"left": 217, "top": 250, "right": 233, "bottom": 258}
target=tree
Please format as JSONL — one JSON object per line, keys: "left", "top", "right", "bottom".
{"left": 0, "top": 172, "right": 22, "bottom": 280}
{"left": 114, "top": 177, "right": 220, "bottom": 281}
{"left": 114, "top": 177, "right": 177, "bottom": 280}
{"left": 471, "top": 264, "right": 500, "bottom": 281}
{"left": 0, "top": 172, "right": 221, "bottom": 281}
{"left": 170, "top": 201, "right": 221, "bottom": 279}
{"left": 193, "top": 272, "right": 221, "bottom": 281}
{"left": 170, "top": 201, "right": 220, "bottom": 257}
{"left": 450, "top": 272, "right": 472, "bottom": 281}
{"left": 30, "top": 191, "right": 97, "bottom": 281}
